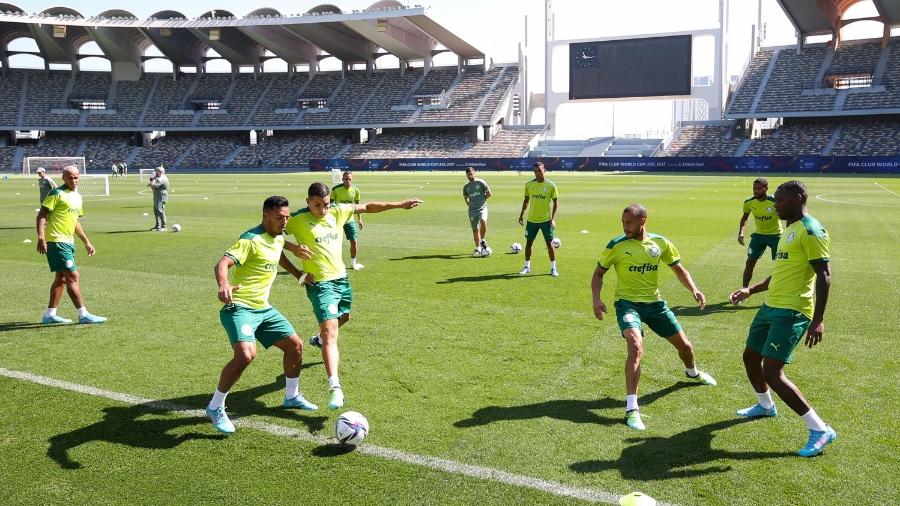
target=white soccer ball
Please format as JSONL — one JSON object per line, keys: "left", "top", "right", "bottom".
{"left": 335, "top": 411, "right": 369, "bottom": 446}
{"left": 172, "top": 224, "right": 182, "bottom": 232}
{"left": 551, "top": 237, "right": 561, "bottom": 248}
{"left": 510, "top": 242, "right": 522, "bottom": 254}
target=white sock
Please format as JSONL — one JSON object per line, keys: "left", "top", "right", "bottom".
{"left": 685, "top": 367, "right": 699, "bottom": 377}
{"left": 208, "top": 389, "right": 228, "bottom": 410}
{"left": 801, "top": 408, "right": 828, "bottom": 431}
{"left": 755, "top": 390, "right": 775, "bottom": 409}
{"left": 524, "top": 260, "right": 531, "bottom": 268}
{"left": 285, "top": 376, "right": 299, "bottom": 400}
{"left": 44, "top": 307, "right": 57, "bottom": 318}
{"left": 626, "top": 394, "right": 639, "bottom": 412}
{"left": 76, "top": 307, "right": 89, "bottom": 318}
{"left": 328, "top": 375, "right": 341, "bottom": 389}
{"left": 550, "top": 261, "right": 557, "bottom": 270}
{"left": 351, "top": 257, "right": 357, "bottom": 266}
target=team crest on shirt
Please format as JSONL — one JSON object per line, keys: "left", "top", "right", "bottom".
{"left": 785, "top": 232, "right": 795, "bottom": 243}
{"left": 766, "top": 206, "right": 773, "bottom": 212}
{"left": 325, "top": 214, "right": 337, "bottom": 226}
{"left": 648, "top": 245, "right": 661, "bottom": 258}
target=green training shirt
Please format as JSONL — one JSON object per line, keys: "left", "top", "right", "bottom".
{"left": 331, "top": 185, "right": 360, "bottom": 222}
{"left": 42, "top": 186, "right": 83, "bottom": 244}
{"left": 524, "top": 179, "right": 558, "bottom": 223}
{"left": 598, "top": 233, "right": 681, "bottom": 303}
{"left": 743, "top": 195, "right": 782, "bottom": 235}
{"left": 766, "top": 216, "right": 830, "bottom": 319}
{"left": 285, "top": 203, "right": 356, "bottom": 283}
{"left": 224, "top": 225, "right": 284, "bottom": 310}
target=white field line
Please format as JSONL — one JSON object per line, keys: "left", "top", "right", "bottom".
{"left": 815, "top": 192, "right": 900, "bottom": 208}
{"left": 874, "top": 182, "right": 900, "bottom": 199}
{"left": 0, "top": 367, "right": 659, "bottom": 506}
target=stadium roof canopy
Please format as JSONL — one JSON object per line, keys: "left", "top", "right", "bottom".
{"left": 777, "top": 0, "right": 900, "bottom": 37}
{"left": 0, "top": 1, "right": 484, "bottom": 73}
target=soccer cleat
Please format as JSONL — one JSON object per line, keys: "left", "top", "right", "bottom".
{"left": 625, "top": 410, "right": 646, "bottom": 431}
{"left": 480, "top": 239, "right": 488, "bottom": 250}
{"left": 206, "top": 406, "right": 235, "bottom": 434}
{"left": 351, "top": 263, "right": 364, "bottom": 270}
{"left": 519, "top": 266, "right": 531, "bottom": 275}
{"left": 327, "top": 387, "right": 345, "bottom": 410}
{"left": 736, "top": 403, "right": 778, "bottom": 418}
{"left": 42, "top": 314, "right": 73, "bottom": 325}
{"left": 686, "top": 370, "right": 717, "bottom": 386}
{"left": 308, "top": 335, "right": 322, "bottom": 348}
{"left": 158, "top": 227, "right": 167, "bottom": 232}
{"left": 798, "top": 425, "right": 837, "bottom": 457}
{"left": 149, "top": 226, "right": 159, "bottom": 231}
{"left": 78, "top": 313, "right": 107, "bottom": 324}
{"left": 550, "top": 267, "right": 559, "bottom": 277}
{"left": 472, "top": 248, "right": 483, "bottom": 257}
{"left": 283, "top": 394, "right": 318, "bottom": 411}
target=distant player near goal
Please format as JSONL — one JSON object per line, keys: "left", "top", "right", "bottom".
{"left": 463, "top": 167, "right": 492, "bottom": 256}
{"left": 738, "top": 178, "right": 782, "bottom": 289}
{"left": 35, "top": 166, "right": 107, "bottom": 325}
{"left": 330, "top": 171, "right": 365, "bottom": 270}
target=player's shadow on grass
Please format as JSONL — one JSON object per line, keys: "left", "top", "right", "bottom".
{"left": 0, "top": 321, "right": 62, "bottom": 332}
{"left": 390, "top": 253, "right": 471, "bottom": 261}
{"left": 669, "top": 301, "right": 758, "bottom": 317}
{"left": 47, "top": 370, "right": 327, "bottom": 470}
{"left": 437, "top": 272, "right": 552, "bottom": 283}
{"left": 102, "top": 229, "right": 155, "bottom": 234}
{"left": 569, "top": 417, "right": 793, "bottom": 480}
{"left": 454, "top": 382, "right": 698, "bottom": 428}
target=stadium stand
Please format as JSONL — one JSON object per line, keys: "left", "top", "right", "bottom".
{"left": 663, "top": 125, "right": 742, "bottom": 157}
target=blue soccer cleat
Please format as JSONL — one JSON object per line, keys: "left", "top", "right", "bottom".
{"left": 78, "top": 313, "right": 107, "bottom": 324}
{"left": 283, "top": 394, "right": 318, "bottom": 411}
{"left": 625, "top": 410, "right": 646, "bottom": 431}
{"left": 206, "top": 406, "right": 235, "bottom": 434}
{"left": 798, "top": 425, "right": 836, "bottom": 457}
{"left": 736, "top": 403, "right": 778, "bottom": 418}
{"left": 42, "top": 315, "right": 73, "bottom": 325}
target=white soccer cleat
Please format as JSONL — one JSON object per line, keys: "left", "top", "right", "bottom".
{"left": 550, "top": 267, "right": 559, "bottom": 277}
{"left": 351, "top": 263, "right": 364, "bottom": 270}
{"left": 518, "top": 266, "right": 531, "bottom": 275}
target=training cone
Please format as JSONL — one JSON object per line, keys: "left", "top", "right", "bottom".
{"left": 619, "top": 492, "right": 657, "bottom": 506}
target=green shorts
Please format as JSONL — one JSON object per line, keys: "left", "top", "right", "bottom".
{"left": 745, "top": 304, "right": 810, "bottom": 363}
{"left": 305, "top": 276, "right": 352, "bottom": 323}
{"left": 614, "top": 299, "right": 682, "bottom": 338}
{"left": 468, "top": 207, "right": 488, "bottom": 230}
{"left": 219, "top": 304, "right": 295, "bottom": 349}
{"left": 343, "top": 221, "right": 360, "bottom": 241}
{"left": 47, "top": 241, "right": 77, "bottom": 272}
{"left": 525, "top": 220, "right": 554, "bottom": 242}
{"left": 748, "top": 233, "right": 780, "bottom": 260}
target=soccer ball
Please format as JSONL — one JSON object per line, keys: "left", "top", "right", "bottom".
{"left": 551, "top": 237, "right": 561, "bottom": 248}
{"left": 172, "top": 224, "right": 182, "bottom": 232}
{"left": 335, "top": 411, "right": 369, "bottom": 445}
{"left": 510, "top": 242, "right": 522, "bottom": 253}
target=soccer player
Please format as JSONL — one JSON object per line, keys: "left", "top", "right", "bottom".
{"left": 36, "top": 167, "right": 57, "bottom": 204}
{"left": 462, "top": 167, "right": 492, "bottom": 256}
{"left": 206, "top": 196, "right": 318, "bottom": 434}
{"left": 284, "top": 182, "right": 421, "bottom": 410}
{"left": 591, "top": 204, "right": 716, "bottom": 431}
{"left": 518, "top": 161, "right": 559, "bottom": 276}
{"left": 738, "top": 178, "right": 782, "bottom": 288}
{"left": 331, "top": 171, "right": 364, "bottom": 270}
{"left": 729, "top": 180, "right": 836, "bottom": 457}
{"left": 148, "top": 166, "right": 169, "bottom": 231}
{"left": 35, "top": 166, "right": 106, "bottom": 325}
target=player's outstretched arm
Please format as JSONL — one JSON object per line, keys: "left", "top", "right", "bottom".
{"left": 283, "top": 240, "right": 313, "bottom": 260}
{"left": 591, "top": 265, "right": 608, "bottom": 320}
{"left": 730, "top": 276, "right": 771, "bottom": 303}
{"left": 215, "top": 256, "right": 237, "bottom": 304}
{"left": 806, "top": 262, "right": 831, "bottom": 348}
{"left": 357, "top": 198, "right": 422, "bottom": 213}
{"left": 670, "top": 263, "right": 705, "bottom": 309}
{"left": 74, "top": 221, "right": 95, "bottom": 256}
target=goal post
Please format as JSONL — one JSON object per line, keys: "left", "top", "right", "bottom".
{"left": 78, "top": 175, "right": 110, "bottom": 197}
{"left": 140, "top": 168, "right": 157, "bottom": 183}
{"left": 331, "top": 168, "right": 343, "bottom": 184}
{"left": 23, "top": 156, "right": 86, "bottom": 175}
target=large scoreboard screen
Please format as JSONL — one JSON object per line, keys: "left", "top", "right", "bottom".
{"left": 569, "top": 35, "right": 692, "bottom": 100}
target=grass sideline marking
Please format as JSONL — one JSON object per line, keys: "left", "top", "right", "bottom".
{"left": 874, "top": 182, "right": 900, "bottom": 199}
{"left": 815, "top": 192, "right": 900, "bottom": 208}
{"left": 0, "top": 367, "right": 660, "bottom": 505}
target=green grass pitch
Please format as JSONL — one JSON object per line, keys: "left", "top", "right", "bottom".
{"left": 0, "top": 171, "right": 898, "bottom": 505}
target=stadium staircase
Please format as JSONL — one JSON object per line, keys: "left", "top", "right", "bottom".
{"left": 221, "top": 145, "right": 243, "bottom": 166}
{"left": 12, "top": 146, "right": 23, "bottom": 172}
{"left": 173, "top": 139, "right": 198, "bottom": 167}
{"left": 16, "top": 74, "right": 27, "bottom": 125}
{"left": 136, "top": 78, "right": 160, "bottom": 127}
{"left": 813, "top": 49, "right": 836, "bottom": 90}
{"left": 735, "top": 138, "right": 752, "bottom": 156}
{"left": 60, "top": 73, "right": 77, "bottom": 109}
{"left": 351, "top": 73, "right": 389, "bottom": 124}
{"left": 124, "top": 146, "right": 139, "bottom": 166}
{"left": 471, "top": 66, "right": 507, "bottom": 121}
{"left": 749, "top": 49, "right": 780, "bottom": 114}
{"left": 242, "top": 75, "right": 278, "bottom": 127}
{"left": 874, "top": 45, "right": 891, "bottom": 82}
{"left": 823, "top": 125, "right": 842, "bottom": 155}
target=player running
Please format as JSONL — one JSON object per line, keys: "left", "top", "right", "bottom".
{"left": 331, "top": 171, "right": 365, "bottom": 270}
{"left": 462, "top": 167, "right": 492, "bottom": 256}
{"left": 518, "top": 161, "right": 559, "bottom": 276}
{"left": 738, "top": 178, "right": 782, "bottom": 288}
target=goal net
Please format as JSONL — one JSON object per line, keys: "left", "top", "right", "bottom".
{"left": 140, "top": 168, "right": 157, "bottom": 183}
{"left": 78, "top": 175, "right": 110, "bottom": 197}
{"left": 23, "top": 156, "right": 86, "bottom": 175}
{"left": 331, "top": 168, "right": 343, "bottom": 184}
